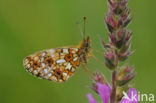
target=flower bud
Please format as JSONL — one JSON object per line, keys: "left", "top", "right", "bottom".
{"left": 104, "top": 50, "right": 117, "bottom": 70}
{"left": 99, "top": 35, "right": 118, "bottom": 70}
{"left": 116, "top": 84, "right": 132, "bottom": 101}
{"left": 119, "top": 31, "right": 132, "bottom": 53}
{"left": 121, "top": 16, "right": 133, "bottom": 28}
{"left": 105, "top": 13, "right": 118, "bottom": 33}
{"left": 90, "top": 71, "right": 109, "bottom": 93}
{"left": 110, "top": 0, "right": 128, "bottom": 15}
{"left": 117, "top": 64, "right": 136, "bottom": 86}
{"left": 117, "top": 73, "right": 136, "bottom": 86}
{"left": 109, "top": 29, "right": 127, "bottom": 48}
{"left": 118, "top": 50, "right": 135, "bottom": 61}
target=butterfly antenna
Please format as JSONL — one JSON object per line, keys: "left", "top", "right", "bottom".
{"left": 76, "top": 21, "right": 84, "bottom": 39}
{"left": 83, "top": 16, "right": 87, "bottom": 39}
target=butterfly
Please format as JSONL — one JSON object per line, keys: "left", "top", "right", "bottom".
{"left": 23, "top": 17, "right": 91, "bottom": 82}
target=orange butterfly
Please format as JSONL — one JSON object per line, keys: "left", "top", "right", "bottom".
{"left": 23, "top": 17, "right": 92, "bottom": 82}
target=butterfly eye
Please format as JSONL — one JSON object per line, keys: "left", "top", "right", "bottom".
{"left": 84, "top": 42, "right": 89, "bottom": 47}
{"left": 57, "top": 71, "right": 61, "bottom": 75}
{"left": 67, "top": 55, "right": 71, "bottom": 59}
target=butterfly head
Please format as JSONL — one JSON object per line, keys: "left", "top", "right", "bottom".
{"left": 79, "top": 36, "right": 91, "bottom": 53}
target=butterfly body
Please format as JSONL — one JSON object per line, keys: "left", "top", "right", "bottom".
{"left": 23, "top": 37, "right": 90, "bottom": 82}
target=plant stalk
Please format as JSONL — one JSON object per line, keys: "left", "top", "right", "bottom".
{"left": 110, "top": 70, "right": 117, "bottom": 103}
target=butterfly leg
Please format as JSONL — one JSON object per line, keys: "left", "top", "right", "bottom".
{"left": 92, "top": 54, "right": 105, "bottom": 66}
{"left": 82, "top": 64, "right": 94, "bottom": 79}
{"left": 92, "top": 49, "right": 104, "bottom": 56}
{"left": 88, "top": 50, "right": 105, "bottom": 67}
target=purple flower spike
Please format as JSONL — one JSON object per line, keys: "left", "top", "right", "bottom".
{"left": 97, "top": 83, "right": 111, "bottom": 103}
{"left": 87, "top": 93, "right": 97, "bottom": 103}
{"left": 120, "top": 88, "right": 138, "bottom": 103}
{"left": 87, "top": 0, "right": 136, "bottom": 102}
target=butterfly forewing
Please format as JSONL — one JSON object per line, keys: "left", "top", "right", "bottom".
{"left": 23, "top": 48, "right": 81, "bottom": 82}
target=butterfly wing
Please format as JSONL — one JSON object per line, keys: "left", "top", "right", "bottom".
{"left": 23, "top": 48, "right": 81, "bottom": 82}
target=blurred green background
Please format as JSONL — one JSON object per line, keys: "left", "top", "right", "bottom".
{"left": 0, "top": 0, "right": 156, "bottom": 103}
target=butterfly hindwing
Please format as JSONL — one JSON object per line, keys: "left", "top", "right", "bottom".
{"left": 23, "top": 48, "right": 81, "bottom": 82}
